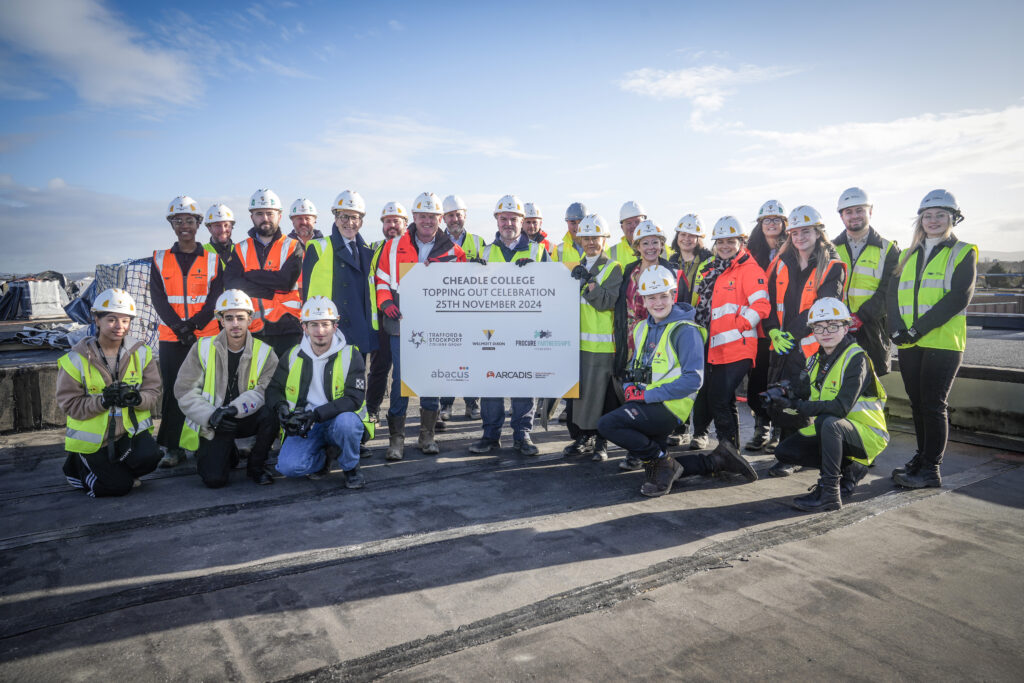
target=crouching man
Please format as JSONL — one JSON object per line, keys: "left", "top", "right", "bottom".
{"left": 175, "top": 289, "right": 280, "bottom": 487}
{"left": 598, "top": 266, "right": 757, "bottom": 497}
{"left": 57, "top": 289, "right": 162, "bottom": 497}
{"left": 267, "top": 296, "right": 373, "bottom": 488}
{"left": 768, "top": 297, "right": 889, "bottom": 511}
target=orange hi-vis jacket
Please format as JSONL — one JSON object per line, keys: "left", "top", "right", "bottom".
{"left": 152, "top": 249, "right": 220, "bottom": 342}
{"left": 767, "top": 255, "right": 847, "bottom": 358}
{"left": 234, "top": 236, "right": 302, "bottom": 333}
{"left": 697, "top": 249, "right": 771, "bottom": 365}
{"left": 374, "top": 230, "right": 466, "bottom": 309}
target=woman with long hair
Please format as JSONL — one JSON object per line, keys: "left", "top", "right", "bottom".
{"left": 887, "top": 190, "right": 977, "bottom": 489}
{"left": 762, "top": 205, "right": 847, "bottom": 476}
{"left": 669, "top": 214, "right": 713, "bottom": 306}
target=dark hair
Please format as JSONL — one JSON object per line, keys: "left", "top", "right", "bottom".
{"left": 747, "top": 216, "right": 787, "bottom": 269}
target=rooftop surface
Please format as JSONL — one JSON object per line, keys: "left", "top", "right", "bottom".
{"left": 0, "top": 406, "right": 1021, "bottom": 681}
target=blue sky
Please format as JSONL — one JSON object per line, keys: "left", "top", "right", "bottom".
{"left": 2, "top": 0, "right": 1023, "bottom": 272}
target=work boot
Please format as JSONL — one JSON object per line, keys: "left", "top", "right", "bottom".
{"left": 893, "top": 463, "right": 942, "bottom": 489}
{"left": 563, "top": 435, "right": 595, "bottom": 457}
{"left": 159, "top": 448, "right": 184, "bottom": 468}
{"left": 385, "top": 413, "right": 405, "bottom": 461}
{"left": 418, "top": 409, "right": 440, "bottom": 455}
{"left": 744, "top": 416, "right": 771, "bottom": 452}
{"left": 465, "top": 400, "right": 481, "bottom": 420}
{"left": 703, "top": 441, "right": 758, "bottom": 482}
{"left": 793, "top": 480, "right": 842, "bottom": 512}
{"left": 591, "top": 437, "right": 609, "bottom": 462}
{"left": 439, "top": 406, "right": 451, "bottom": 422}
{"left": 306, "top": 455, "right": 332, "bottom": 480}
{"left": 891, "top": 452, "right": 923, "bottom": 479}
{"left": 469, "top": 437, "right": 500, "bottom": 454}
{"left": 514, "top": 435, "right": 540, "bottom": 456}
{"left": 640, "top": 455, "right": 684, "bottom": 497}
{"left": 688, "top": 434, "right": 710, "bottom": 451}
{"left": 343, "top": 466, "right": 365, "bottom": 489}
{"left": 763, "top": 427, "right": 781, "bottom": 454}
{"left": 840, "top": 460, "right": 869, "bottom": 499}
{"left": 619, "top": 455, "right": 644, "bottom": 471}
{"left": 666, "top": 433, "right": 683, "bottom": 447}
{"left": 249, "top": 467, "right": 275, "bottom": 486}
{"left": 768, "top": 460, "right": 797, "bottom": 477}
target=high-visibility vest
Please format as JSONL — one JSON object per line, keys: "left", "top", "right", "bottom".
{"left": 686, "top": 255, "right": 715, "bottom": 306}
{"left": 798, "top": 343, "right": 888, "bottom": 464}
{"left": 305, "top": 238, "right": 379, "bottom": 332}
{"left": 450, "top": 232, "right": 486, "bottom": 260}
{"left": 57, "top": 346, "right": 154, "bottom": 454}
{"left": 152, "top": 249, "right": 220, "bottom": 342}
{"left": 203, "top": 242, "right": 233, "bottom": 270}
{"left": 630, "top": 319, "right": 707, "bottom": 422}
{"left": 896, "top": 240, "right": 976, "bottom": 352}
{"left": 483, "top": 241, "right": 545, "bottom": 263}
{"left": 769, "top": 257, "right": 847, "bottom": 358}
{"left": 553, "top": 235, "right": 583, "bottom": 264}
{"left": 609, "top": 240, "right": 638, "bottom": 267}
{"left": 234, "top": 237, "right": 302, "bottom": 332}
{"left": 836, "top": 238, "right": 893, "bottom": 313}
{"left": 580, "top": 260, "right": 622, "bottom": 354}
{"left": 179, "top": 336, "right": 273, "bottom": 450}
{"left": 282, "top": 346, "right": 374, "bottom": 439}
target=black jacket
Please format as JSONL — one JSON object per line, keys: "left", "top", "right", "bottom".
{"left": 224, "top": 227, "right": 304, "bottom": 337}
{"left": 613, "top": 257, "right": 675, "bottom": 376}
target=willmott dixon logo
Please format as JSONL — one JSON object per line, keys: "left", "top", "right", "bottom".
{"left": 482, "top": 329, "right": 495, "bottom": 340}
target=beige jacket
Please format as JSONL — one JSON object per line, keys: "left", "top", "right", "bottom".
{"left": 55, "top": 335, "right": 162, "bottom": 444}
{"left": 173, "top": 330, "right": 279, "bottom": 440}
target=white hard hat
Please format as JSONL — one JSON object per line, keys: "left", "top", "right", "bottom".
{"left": 205, "top": 204, "right": 235, "bottom": 224}
{"left": 675, "top": 214, "right": 704, "bottom": 237}
{"left": 381, "top": 201, "right": 408, "bottom": 219}
{"left": 836, "top": 187, "right": 871, "bottom": 212}
{"left": 442, "top": 195, "right": 467, "bottom": 214}
{"left": 333, "top": 190, "right": 365, "bottom": 215}
{"left": 289, "top": 198, "right": 318, "bottom": 218}
{"left": 637, "top": 265, "right": 677, "bottom": 295}
{"left": 91, "top": 288, "right": 137, "bottom": 317}
{"left": 633, "top": 219, "right": 667, "bottom": 242}
{"left": 215, "top": 289, "right": 254, "bottom": 315}
{"left": 412, "top": 192, "right": 444, "bottom": 215}
{"left": 301, "top": 296, "right": 339, "bottom": 322}
{"left": 758, "top": 199, "right": 786, "bottom": 220}
{"left": 577, "top": 214, "right": 611, "bottom": 237}
{"left": 711, "top": 216, "right": 745, "bottom": 240}
{"left": 788, "top": 205, "right": 825, "bottom": 231}
{"left": 524, "top": 202, "right": 542, "bottom": 219}
{"left": 918, "top": 189, "right": 964, "bottom": 225}
{"left": 249, "top": 189, "right": 282, "bottom": 211}
{"left": 619, "top": 200, "right": 646, "bottom": 223}
{"left": 167, "top": 195, "right": 202, "bottom": 219}
{"left": 807, "top": 297, "right": 851, "bottom": 324}
{"left": 494, "top": 194, "right": 525, "bottom": 216}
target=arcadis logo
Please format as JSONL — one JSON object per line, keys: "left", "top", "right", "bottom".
{"left": 486, "top": 369, "right": 533, "bottom": 379}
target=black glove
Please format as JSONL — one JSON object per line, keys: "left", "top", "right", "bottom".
{"left": 209, "top": 405, "right": 239, "bottom": 432}
{"left": 173, "top": 321, "right": 196, "bottom": 344}
{"left": 515, "top": 258, "right": 533, "bottom": 267}
{"left": 570, "top": 265, "right": 593, "bottom": 283}
{"left": 276, "top": 402, "right": 291, "bottom": 422}
{"left": 289, "top": 409, "right": 317, "bottom": 438}
{"left": 469, "top": 256, "right": 487, "bottom": 265}
{"left": 120, "top": 385, "right": 142, "bottom": 407}
{"left": 890, "top": 327, "right": 919, "bottom": 345}
{"left": 100, "top": 383, "right": 121, "bottom": 409}
{"left": 770, "top": 395, "right": 795, "bottom": 411}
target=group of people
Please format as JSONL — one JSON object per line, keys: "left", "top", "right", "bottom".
{"left": 56, "top": 186, "right": 977, "bottom": 513}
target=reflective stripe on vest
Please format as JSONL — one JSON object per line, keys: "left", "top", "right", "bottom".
{"left": 554, "top": 236, "right": 583, "bottom": 264}
{"left": 896, "top": 240, "right": 975, "bottom": 351}
{"left": 179, "top": 337, "right": 272, "bottom": 450}
{"left": 798, "top": 343, "right": 889, "bottom": 464}
{"left": 454, "top": 233, "right": 486, "bottom": 260}
{"left": 57, "top": 346, "right": 153, "bottom": 454}
{"left": 484, "top": 241, "right": 543, "bottom": 263}
{"left": 306, "top": 238, "right": 379, "bottom": 332}
{"left": 837, "top": 239, "right": 891, "bottom": 313}
{"left": 283, "top": 346, "right": 375, "bottom": 439}
{"left": 610, "top": 240, "right": 638, "bottom": 267}
{"left": 153, "top": 248, "right": 220, "bottom": 341}
{"left": 579, "top": 260, "right": 621, "bottom": 353}
{"left": 234, "top": 237, "right": 301, "bottom": 332}
{"left": 772, "top": 257, "right": 847, "bottom": 357}
{"left": 630, "top": 319, "right": 707, "bottom": 422}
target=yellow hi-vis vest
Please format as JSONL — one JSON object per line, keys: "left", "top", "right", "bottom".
{"left": 798, "top": 343, "right": 889, "bottom": 464}
{"left": 630, "top": 319, "right": 707, "bottom": 422}
{"left": 283, "top": 346, "right": 375, "bottom": 439}
{"left": 57, "top": 346, "right": 154, "bottom": 454}
{"left": 451, "top": 232, "right": 486, "bottom": 260}
{"left": 836, "top": 238, "right": 893, "bottom": 313}
{"left": 483, "top": 241, "right": 545, "bottom": 263}
{"left": 609, "top": 240, "right": 638, "bottom": 267}
{"left": 896, "top": 240, "right": 976, "bottom": 352}
{"left": 687, "top": 255, "right": 716, "bottom": 306}
{"left": 305, "top": 237, "right": 379, "bottom": 331}
{"left": 179, "top": 336, "right": 273, "bottom": 450}
{"left": 554, "top": 235, "right": 583, "bottom": 264}
{"left": 580, "top": 260, "right": 622, "bottom": 354}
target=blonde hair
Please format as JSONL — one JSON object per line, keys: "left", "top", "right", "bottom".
{"left": 895, "top": 212, "right": 953, "bottom": 277}
{"left": 777, "top": 225, "right": 835, "bottom": 290}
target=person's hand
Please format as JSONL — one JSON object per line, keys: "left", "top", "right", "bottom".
{"left": 770, "top": 394, "right": 794, "bottom": 411}
{"left": 120, "top": 385, "right": 142, "bottom": 407}
{"left": 469, "top": 257, "right": 487, "bottom": 265}
{"left": 209, "top": 405, "right": 239, "bottom": 432}
{"left": 100, "top": 383, "right": 121, "bottom": 409}
{"left": 890, "top": 327, "right": 919, "bottom": 345}
{"left": 570, "top": 265, "right": 592, "bottom": 283}
{"left": 768, "top": 329, "right": 795, "bottom": 354}
{"left": 848, "top": 314, "right": 863, "bottom": 333}
{"left": 515, "top": 258, "right": 533, "bottom": 267}
{"left": 276, "top": 403, "right": 291, "bottom": 423}
{"left": 295, "top": 409, "right": 317, "bottom": 437}
{"left": 381, "top": 300, "right": 402, "bottom": 320}
{"left": 624, "top": 385, "right": 645, "bottom": 402}
{"left": 735, "top": 314, "right": 753, "bottom": 332}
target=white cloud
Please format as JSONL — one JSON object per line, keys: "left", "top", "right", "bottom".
{"left": 618, "top": 64, "right": 800, "bottom": 128}
{"left": 388, "top": 19, "right": 405, "bottom": 31}
{"left": 255, "top": 56, "right": 315, "bottom": 80}
{"left": 0, "top": 0, "right": 199, "bottom": 108}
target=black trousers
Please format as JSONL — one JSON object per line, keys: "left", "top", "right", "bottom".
{"left": 365, "top": 326, "right": 392, "bottom": 414}
{"left": 706, "top": 358, "right": 752, "bottom": 448}
{"left": 774, "top": 415, "right": 867, "bottom": 484}
{"left": 598, "top": 402, "right": 679, "bottom": 461}
{"left": 195, "top": 406, "right": 279, "bottom": 488}
{"left": 691, "top": 363, "right": 712, "bottom": 438}
{"left": 255, "top": 332, "right": 302, "bottom": 360}
{"left": 63, "top": 431, "right": 162, "bottom": 497}
{"left": 898, "top": 346, "right": 962, "bottom": 466}
{"left": 157, "top": 340, "right": 193, "bottom": 450}
{"left": 745, "top": 337, "right": 772, "bottom": 420}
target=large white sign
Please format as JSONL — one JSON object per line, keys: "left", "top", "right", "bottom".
{"left": 399, "top": 262, "right": 579, "bottom": 398}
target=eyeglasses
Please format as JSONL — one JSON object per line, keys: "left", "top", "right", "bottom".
{"left": 171, "top": 217, "right": 198, "bottom": 227}
{"left": 811, "top": 322, "right": 847, "bottom": 334}
{"left": 762, "top": 217, "right": 783, "bottom": 225}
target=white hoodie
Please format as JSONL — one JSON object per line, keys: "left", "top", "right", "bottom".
{"left": 299, "top": 329, "right": 348, "bottom": 410}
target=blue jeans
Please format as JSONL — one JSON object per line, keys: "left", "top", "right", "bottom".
{"left": 276, "top": 412, "right": 363, "bottom": 477}
{"left": 480, "top": 397, "right": 535, "bottom": 441}
{"left": 387, "top": 334, "right": 438, "bottom": 417}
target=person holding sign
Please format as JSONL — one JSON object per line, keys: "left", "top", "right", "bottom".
{"left": 598, "top": 266, "right": 757, "bottom": 497}
{"left": 468, "top": 194, "right": 550, "bottom": 456}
